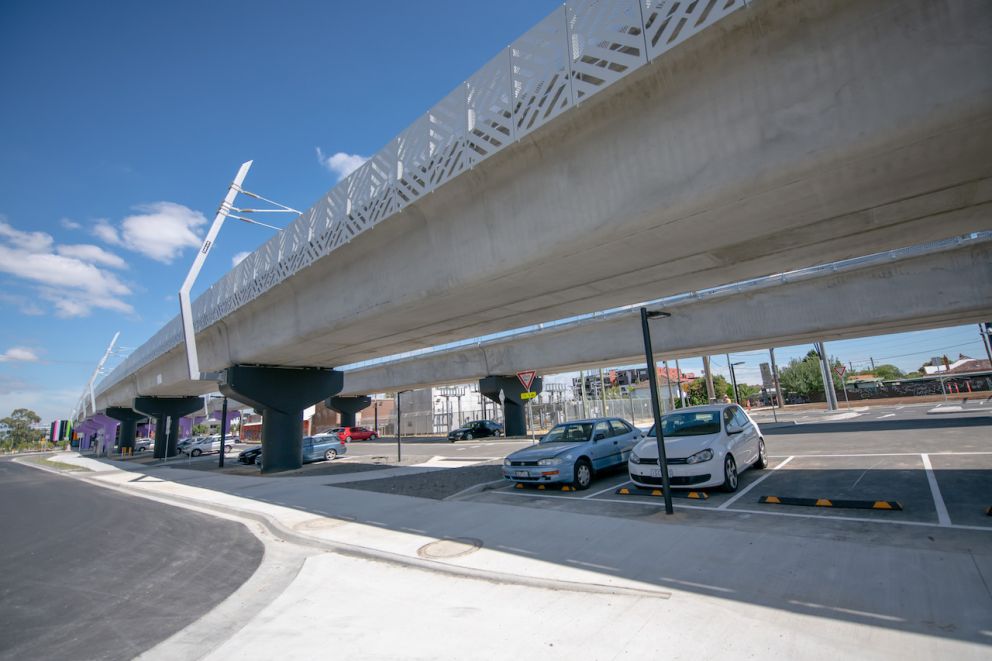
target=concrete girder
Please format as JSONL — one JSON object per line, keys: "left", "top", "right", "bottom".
{"left": 94, "top": 0, "right": 992, "bottom": 411}
{"left": 339, "top": 240, "right": 992, "bottom": 396}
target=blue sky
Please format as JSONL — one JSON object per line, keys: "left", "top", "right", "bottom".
{"left": 0, "top": 1, "right": 987, "bottom": 422}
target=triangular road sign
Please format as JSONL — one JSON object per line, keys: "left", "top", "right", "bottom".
{"left": 516, "top": 370, "right": 536, "bottom": 391}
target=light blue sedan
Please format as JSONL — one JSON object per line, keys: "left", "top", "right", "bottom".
{"left": 258, "top": 434, "right": 347, "bottom": 470}
{"left": 502, "top": 418, "right": 643, "bottom": 490}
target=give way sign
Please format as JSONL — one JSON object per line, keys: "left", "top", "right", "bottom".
{"left": 516, "top": 370, "right": 537, "bottom": 391}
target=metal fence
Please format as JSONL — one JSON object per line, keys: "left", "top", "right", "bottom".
{"left": 96, "top": 0, "right": 750, "bottom": 398}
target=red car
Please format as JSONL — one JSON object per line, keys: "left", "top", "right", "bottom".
{"left": 325, "top": 426, "right": 379, "bottom": 442}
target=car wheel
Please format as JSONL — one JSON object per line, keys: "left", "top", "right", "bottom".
{"left": 191, "top": 448, "right": 202, "bottom": 457}
{"left": 370, "top": 433, "right": 378, "bottom": 440}
{"left": 324, "top": 449, "right": 338, "bottom": 461}
{"left": 754, "top": 438, "right": 768, "bottom": 469}
{"left": 495, "top": 431, "right": 501, "bottom": 437}
{"left": 720, "top": 454, "right": 739, "bottom": 492}
{"left": 224, "top": 445, "right": 233, "bottom": 454}
{"left": 573, "top": 459, "right": 593, "bottom": 490}
{"left": 465, "top": 433, "right": 473, "bottom": 440}
{"left": 344, "top": 436, "right": 351, "bottom": 442}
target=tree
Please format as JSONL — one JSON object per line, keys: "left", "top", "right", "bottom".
{"left": 870, "top": 364, "right": 904, "bottom": 380}
{"left": 1, "top": 408, "right": 42, "bottom": 450}
{"left": 778, "top": 350, "right": 843, "bottom": 398}
{"left": 686, "top": 375, "right": 732, "bottom": 405}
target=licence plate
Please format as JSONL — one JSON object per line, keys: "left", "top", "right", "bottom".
{"left": 513, "top": 470, "right": 529, "bottom": 478}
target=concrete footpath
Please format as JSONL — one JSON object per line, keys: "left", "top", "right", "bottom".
{"left": 21, "top": 452, "right": 992, "bottom": 660}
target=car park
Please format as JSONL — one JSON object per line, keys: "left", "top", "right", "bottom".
{"left": 449, "top": 420, "right": 503, "bottom": 441}
{"left": 628, "top": 404, "right": 766, "bottom": 492}
{"left": 502, "top": 418, "right": 641, "bottom": 490}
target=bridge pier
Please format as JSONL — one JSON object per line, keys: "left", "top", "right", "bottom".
{"left": 479, "top": 375, "right": 543, "bottom": 438}
{"left": 105, "top": 407, "right": 143, "bottom": 454}
{"left": 219, "top": 365, "right": 342, "bottom": 474}
{"left": 326, "top": 396, "right": 372, "bottom": 427}
{"left": 134, "top": 396, "right": 205, "bottom": 458}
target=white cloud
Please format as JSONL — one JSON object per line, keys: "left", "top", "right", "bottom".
{"left": 60, "top": 218, "right": 82, "bottom": 230}
{"left": 0, "top": 219, "right": 54, "bottom": 253}
{"left": 92, "top": 220, "right": 120, "bottom": 245}
{"left": 94, "top": 202, "right": 207, "bottom": 264}
{"left": 0, "top": 347, "right": 39, "bottom": 362}
{"left": 316, "top": 147, "right": 368, "bottom": 181}
{"left": 0, "top": 218, "right": 135, "bottom": 318}
{"left": 232, "top": 251, "right": 251, "bottom": 267}
{"left": 0, "top": 292, "right": 44, "bottom": 316}
{"left": 56, "top": 244, "right": 127, "bottom": 269}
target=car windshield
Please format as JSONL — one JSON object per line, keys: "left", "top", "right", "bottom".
{"left": 542, "top": 423, "right": 594, "bottom": 443}
{"left": 647, "top": 411, "right": 721, "bottom": 437}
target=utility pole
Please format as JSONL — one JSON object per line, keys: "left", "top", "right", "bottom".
{"left": 769, "top": 348, "right": 783, "bottom": 409}
{"left": 579, "top": 370, "right": 588, "bottom": 418}
{"left": 702, "top": 356, "right": 716, "bottom": 403}
{"left": 598, "top": 368, "right": 607, "bottom": 417}
{"left": 979, "top": 323, "right": 992, "bottom": 366}
{"left": 870, "top": 356, "right": 876, "bottom": 370}
{"left": 815, "top": 341, "right": 839, "bottom": 411}
{"left": 674, "top": 359, "right": 685, "bottom": 407}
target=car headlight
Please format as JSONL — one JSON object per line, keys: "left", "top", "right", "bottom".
{"left": 686, "top": 449, "right": 714, "bottom": 464}
{"left": 537, "top": 457, "right": 562, "bottom": 466}
{"left": 630, "top": 450, "right": 641, "bottom": 464}
{"left": 503, "top": 458, "right": 511, "bottom": 466}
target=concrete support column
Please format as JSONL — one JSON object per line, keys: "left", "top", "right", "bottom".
{"left": 479, "top": 375, "right": 543, "bottom": 437}
{"left": 106, "top": 407, "right": 143, "bottom": 454}
{"left": 702, "top": 356, "right": 716, "bottom": 403}
{"left": 134, "top": 396, "right": 205, "bottom": 458}
{"left": 219, "top": 365, "right": 342, "bottom": 474}
{"left": 814, "top": 341, "right": 839, "bottom": 411}
{"left": 326, "top": 395, "right": 372, "bottom": 427}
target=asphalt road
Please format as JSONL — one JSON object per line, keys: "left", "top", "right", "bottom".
{"left": 0, "top": 459, "right": 263, "bottom": 661}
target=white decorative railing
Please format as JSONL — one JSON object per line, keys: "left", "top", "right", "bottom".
{"left": 97, "top": 0, "right": 750, "bottom": 396}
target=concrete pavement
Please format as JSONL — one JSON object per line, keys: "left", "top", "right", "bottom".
{"left": 16, "top": 445, "right": 992, "bottom": 659}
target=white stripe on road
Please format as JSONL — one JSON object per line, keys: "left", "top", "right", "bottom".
{"left": 879, "top": 413, "right": 895, "bottom": 419}
{"left": 921, "top": 453, "right": 952, "bottom": 527}
{"left": 718, "top": 455, "right": 795, "bottom": 510}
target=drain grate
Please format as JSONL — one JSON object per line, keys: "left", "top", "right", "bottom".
{"left": 417, "top": 537, "right": 483, "bottom": 559}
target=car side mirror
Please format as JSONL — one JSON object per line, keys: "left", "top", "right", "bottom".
{"left": 594, "top": 433, "right": 606, "bottom": 441}
{"left": 726, "top": 425, "right": 743, "bottom": 435}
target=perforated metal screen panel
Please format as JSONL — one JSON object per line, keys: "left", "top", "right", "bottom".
{"left": 96, "top": 0, "right": 749, "bottom": 396}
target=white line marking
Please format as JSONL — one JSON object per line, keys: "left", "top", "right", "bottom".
{"left": 583, "top": 480, "right": 631, "bottom": 499}
{"left": 921, "top": 453, "right": 952, "bottom": 527}
{"left": 879, "top": 413, "right": 895, "bottom": 419}
{"left": 489, "top": 482, "right": 992, "bottom": 532}
{"left": 718, "top": 456, "right": 794, "bottom": 510}
{"left": 768, "top": 451, "right": 992, "bottom": 459}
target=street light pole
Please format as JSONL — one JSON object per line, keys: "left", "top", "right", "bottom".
{"left": 728, "top": 359, "right": 744, "bottom": 405}
{"left": 640, "top": 307, "right": 674, "bottom": 515}
{"left": 218, "top": 396, "right": 228, "bottom": 468}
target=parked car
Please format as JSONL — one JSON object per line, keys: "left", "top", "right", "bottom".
{"left": 237, "top": 446, "right": 262, "bottom": 465}
{"left": 176, "top": 436, "right": 198, "bottom": 453}
{"left": 134, "top": 437, "right": 153, "bottom": 452}
{"left": 335, "top": 426, "right": 378, "bottom": 442}
{"left": 501, "top": 418, "right": 641, "bottom": 490}
{"left": 256, "top": 434, "right": 347, "bottom": 470}
{"left": 628, "top": 404, "right": 766, "bottom": 492}
{"left": 184, "top": 434, "right": 238, "bottom": 457}
{"left": 449, "top": 420, "right": 503, "bottom": 441}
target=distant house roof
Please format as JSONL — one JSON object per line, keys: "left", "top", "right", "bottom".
{"left": 946, "top": 358, "right": 992, "bottom": 375}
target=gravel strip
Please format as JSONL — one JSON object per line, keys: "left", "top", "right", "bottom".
{"left": 332, "top": 464, "right": 504, "bottom": 500}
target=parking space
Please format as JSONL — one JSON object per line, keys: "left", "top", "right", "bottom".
{"left": 472, "top": 408, "right": 992, "bottom": 534}
{"left": 928, "top": 452, "right": 992, "bottom": 528}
